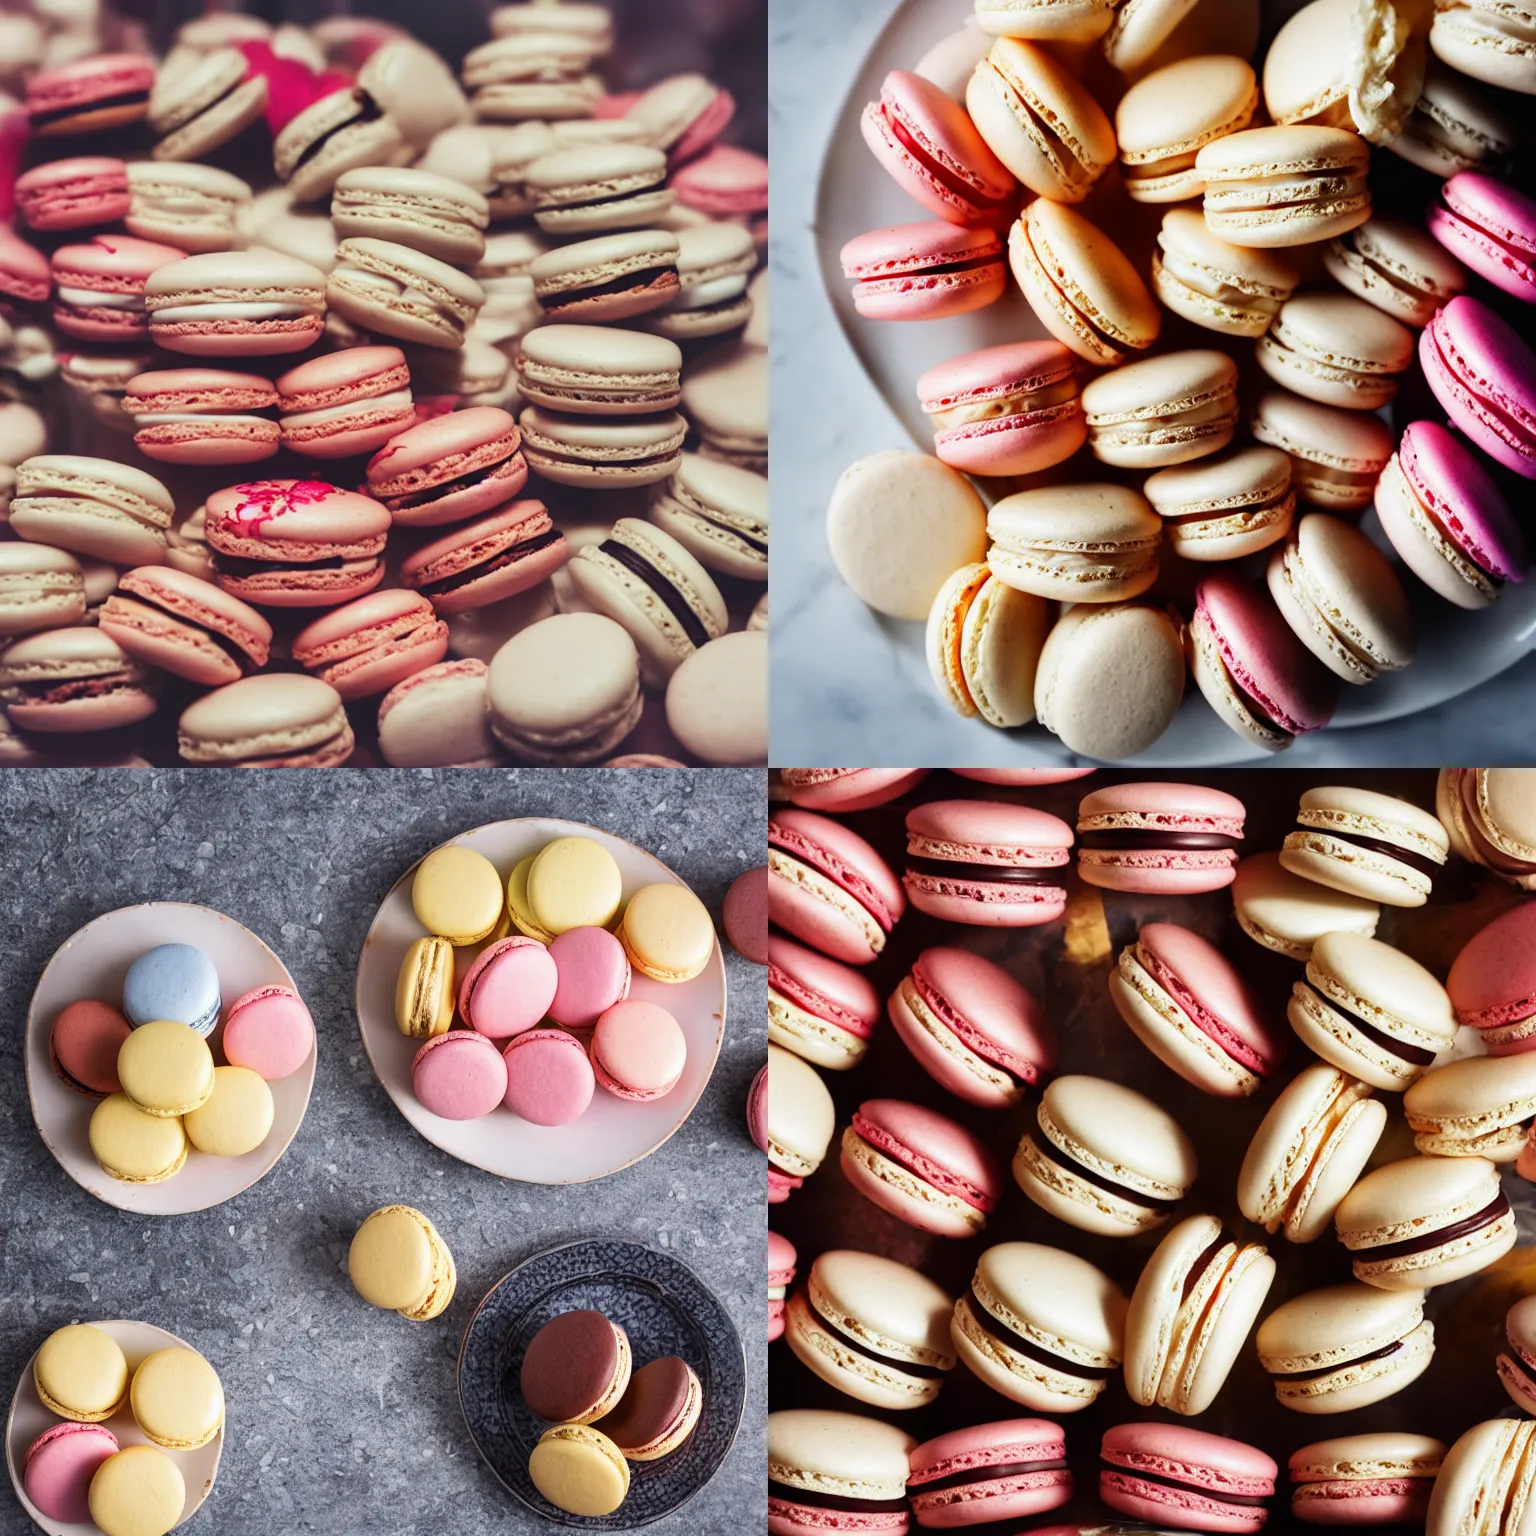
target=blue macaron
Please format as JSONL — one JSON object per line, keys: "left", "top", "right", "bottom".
{"left": 122, "top": 943, "right": 222, "bottom": 1036}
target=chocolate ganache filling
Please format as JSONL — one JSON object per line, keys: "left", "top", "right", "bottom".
{"left": 1298, "top": 824, "right": 1442, "bottom": 881}
{"left": 807, "top": 1293, "right": 945, "bottom": 1378}
{"left": 1361, "top": 1192, "right": 1510, "bottom": 1261}
{"left": 768, "top": 1482, "right": 906, "bottom": 1514}
{"left": 1272, "top": 1338, "right": 1405, "bottom": 1381}
{"left": 1079, "top": 830, "right": 1242, "bottom": 852}
{"left": 1316, "top": 990, "right": 1438, "bottom": 1066}
{"left": 1025, "top": 1131, "right": 1174, "bottom": 1213}
{"left": 964, "top": 1288, "right": 1112, "bottom": 1380}
{"left": 905, "top": 855, "right": 1059, "bottom": 884}
{"left": 915, "top": 1456, "right": 1070, "bottom": 1494}
{"left": 599, "top": 539, "right": 710, "bottom": 647}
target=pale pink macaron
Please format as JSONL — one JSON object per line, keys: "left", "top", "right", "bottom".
{"left": 840, "top": 220, "right": 1007, "bottom": 320}
{"left": 590, "top": 999, "right": 686, "bottom": 1101}
{"left": 16, "top": 156, "right": 130, "bottom": 231}
{"left": 768, "top": 933, "right": 882, "bottom": 1070}
{"left": 124, "top": 368, "right": 281, "bottom": 465}
{"left": 503, "top": 1027, "right": 595, "bottom": 1126}
{"left": 768, "top": 808, "right": 905, "bottom": 965}
{"left": 291, "top": 589, "right": 449, "bottom": 701}
{"left": 99, "top": 565, "right": 272, "bottom": 687}
{"left": 747, "top": 1061, "right": 768, "bottom": 1152}
{"left": 547, "top": 925, "right": 631, "bottom": 1029}
{"left": 412, "top": 1029, "right": 509, "bottom": 1120}
{"left": 51, "top": 233, "right": 184, "bottom": 341}
{"left": 1076, "top": 780, "right": 1247, "bottom": 893}
{"left": 954, "top": 768, "right": 1096, "bottom": 785}
{"left": 366, "top": 406, "right": 530, "bottom": 527}
{"left": 780, "top": 768, "right": 931, "bottom": 811}
{"left": 1429, "top": 172, "right": 1536, "bottom": 303}
{"left": 275, "top": 345, "right": 416, "bottom": 459}
{"left": 23, "top": 1422, "right": 119, "bottom": 1524}
{"left": 458, "top": 935, "right": 559, "bottom": 1039}
{"left": 400, "top": 500, "right": 570, "bottom": 615}
{"left": 671, "top": 143, "right": 767, "bottom": 217}
{"left": 903, "top": 799, "right": 1073, "bottom": 926}
{"left": 909, "top": 1418, "right": 1073, "bottom": 1528}
{"left": 221, "top": 984, "right": 316, "bottom": 1080}
{"left": 1100, "top": 1422, "right": 1277, "bottom": 1534}
{"left": 768, "top": 1229, "right": 796, "bottom": 1342}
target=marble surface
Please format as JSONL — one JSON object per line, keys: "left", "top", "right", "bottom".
{"left": 768, "top": 0, "right": 1536, "bottom": 768}
{"left": 0, "top": 768, "right": 766, "bottom": 1536}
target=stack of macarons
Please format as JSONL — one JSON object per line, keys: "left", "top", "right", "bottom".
{"left": 0, "top": 4, "right": 767, "bottom": 768}
{"left": 50, "top": 938, "right": 315, "bottom": 1186}
{"left": 394, "top": 829, "right": 714, "bottom": 1129}
{"left": 22, "top": 1322, "right": 223, "bottom": 1536}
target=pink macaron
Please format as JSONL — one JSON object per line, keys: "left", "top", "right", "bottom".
{"left": 917, "top": 340, "right": 1086, "bottom": 476}
{"left": 0, "top": 226, "right": 52, "bottom": 306}
{"left": 909, "top": 1419, "right": 1073, "bottom": 1528}
{"left": 887, "top": 945, "right": 1055, "bottom": 1107}
{"left": 768, "top": 1229, "right": 796, "bottom": 1342}
{"left": 16, "top": 156, "right": 129, "bottom": 231}
{"left": 840, "top": 220, "right": 1007, "bottom": 320}
{"left": 1288, "top": 1436, "right": 1444, "bottom": 1527}
{"left": 100, "top": 566, "right": 273, "bottom": 687}
{"left": 841, "top": 1097, "right": 1003, "bottom": 1238}
{"left": 124, "top": 369, "right": 281, "bottom": 464}
{"left": 547, "top": 925, "right": 632, "bottom": 1029}
{"left": 401, "top": 500, "right": 569, "bottom": 614}
{"left": 1430, "top": 172, "right": 1536, "bottom": 303}
{"left": 49, "top": 998, "right": 131, "bottom": 1097}
{"left": 50, "top": 234, "right": 184, "bottom": 342}
{"left": 220, "top": 984, "right": 316, "bottom": 1080}
{"left": 590, "top": 999, "right": 686, "bottom": 1101}
{"left": 291, "top": 589, "right": 449, "bottom": 700}
{"left": 903, "top": 799, "right": 1072, "bottom": 926}
{"left": 1420, "top": 295, "right": 1536, "bottom": 479}
{"left": 953, "top": 769, "right": 1096, "bottom": 785}
{"left": 723, "top": 866, "right": 769, "bottom": 964}
{"left": 862, "top": 70, "right": 1017, "bottom": 227}
{"left": 366, "top": 406, "right": 531, "bottom": 527}
{"left": 781, "top": 768, "right": 932, "bottom": 812}
{"left": 412, "top": 1029, "right": 509, "bottom": 1120}
{"left": 671, "top": 144, "right": 767, "bottom": 217}
{"left": 1076, "top": 781, "right": 1247, "bottom": 893}
{"left": 459, "top": 935, "right": 560, "bottom": 1040}
{"left": 1101, "top": 1423, "right": 1277, "bottom": 1534}
{"left": 503, "top": 1027, "right": 596, "bottom": 1126}
{"left": 1447, "top": 901, "right": 1536, "bottom": 1054}
{"left": 23, "top": 1422, "right": 119, "bottom": 1523}
{"left": 767, "top": 809, "right": 904, "bottom": 965}
{"left": 747, "top": 1061, "right": 768, "bottom": 1153}
{"left": 27, "top": 53, "right": 154, "bottom": 136}
{"left": 276, "top": 346, "right": 416, "bottom": 459}
{"left": 768, "top": 933, "right": 881, "bottom": 1070}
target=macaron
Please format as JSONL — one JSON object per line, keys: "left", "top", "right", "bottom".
{"left": 766, "top": 1041, "right": 835, "bottom": 1203}
{"left": 987, "top": 484, "right": 1162, "bottom": 603}
{"left": 768, "top": 1231, "right": 796, "bottom": 1342}
{"left": 1389, "top": 58, "right": 1516, "bottom": 177}
{"left": 517, "top": 323, "right": 682, "bottom": 414}
{"left": 1124, "top": 1213, "right": 1276, "bottom": 1416}
{"left": 143, "top": 250, "right": 328, "bottom": 355}
{"left": 966, "top": 36, "right": 1114, "bottom": 202}
{"left": 396, "top": 936, "right": 456, "bottom": 1039}
{"left": 1257, "top": 1283, "right": 1435, "bottom": 1412}
{"left": 1012, "top": 1074, "right": 1198, "bottom": 1236}
{"left": 273, "top": 85, "right": 406, "bottom": 203}
{"left": 0, "top": 627, "right": 158, "bottom": 736}
{"left": 1009, "top": 198, "right": 1160, "bottom": 365}
{"left": 377, "top": 658, "right": 502, "bottom": 770}
{"left": 521, "top": 1308, "right": 631, "bottom": 1424}
{"left": 1447, "top": 902, "right": 1536, "bottom": 1053}
{"left": 327, "top": 238, "right": 485, "bottom": 349}
{"left": 367, "top": 406, "right": 528, "bottom": 527}
{"left": 1404, "top": 1052, "right": 1536, "bottom": 1159}
{"left": 518, "top": 405, "right": 688, "bottom": 489}
{"left": 458, "top": 936, "right": 558, "bottom": 1041}
{"left": 723, "top": 868, "right": 767, "bottom": 964}
{"left": 1100, "top": 1423, "right": 1276, "bottom": 1534}
{"left": 184, "top": 1064, "right": 274, "bottom": 1155}
{"left": 276, "top": 346, "right": 416, "bottom": 461}
{"left": 1116, "top": 55, "right": 1258, "bottom": 203}
{"left": 1258, "top": 291, "right": 1415, "bottom": 411}
{"left": 841, "top": 1097, "right": 1004, "bottom": 1238}
{"left": 1103, "top": 0, "right": 1233, "bottom": 67}
{"left": 1499, "top": 1295, "right": 1536, "bottom": 1414}
{"left": 644, "top": 220, "right": 755, "bottom": 338}
{"left": 123, "top": 368, "right": 279, "bottom": 465}
{"left": 1076, "top": 782, "right": 1246, "bottom": 894}
{"left": 768, "top": 809, "right": 903, "bottom": 965}
{"left": 148, "top": 45, "right": 267, "bottom": 161}
{"left": 1430, "top": 1421, "right": 1536, "bottom": 1536}
{"left": 1438, "top": 767, "right": 1536, "bottom": 888}
{"left": 124, "top": 943, "right": 220, "bottom": 1034}
{"left": 926, "top": 562, "right": 1050, "bottom": 729}
{"left": 1280, "top": 786, "right": 1449, "bottom": 906}
{"left": 590, "top": 999, "right": 686, "bottom": 1100}
{"left": 1186, "top": 571, "right": 1340, "bottom": 754}
{"left": 648, "top": 454, "right": 767, "bottom": 582}
{"left": 1154, "top": 208, "right": 1300, "bottom": 337}
{"left": 220, "top": 984, "right": 314, "bottom": 1080}
{"left": 128, "top": 1345, "right": 224, "bottom": 1451}
{"left": 526, "top": 835, "right": 623, "bottom": 935}
{"left": 682, "top": 341, "right": 768, "bottom": 473}
{"left": 331, "top": 167, "right": 488, "bottom": 265}
{"left": 616, "top": 880, "right": 714, "bottom": 984}
{"left": 125, "top": 161, "right": 251, "bottom": 253}
{"left": 530, "top": 229, "right": 678, "bottom": 323}
{"left": 50, "top": 234, "right": 184, "bottom": 342}
{"left": 402, "top": 502, "right": 568, "bottom": 619}
{"left": 291, "top": 590, "right": 448, "bottom": 701}
{"left": 1232, "top": 852, "right": 1380, "bottom": 962}
{"left": 1422, "top": 294, "right": 1536, "bottom": 479}
{"left": 412, "top": 842, "right": 505, "bottom": 945}
{"left": 49, "top": 999, "right": 131, "bottom": 1098}
{"left": 28, "top": 54, "right": 155, "bottom": 136}
{"left": 1335, "top": 1153, "right": 1516, "bottom": 1289}
{"left": 546, "top": 926, "right": 631, "bottom": 1029}
{"left": 525, "top": 144, "right": 673, "bottom": 232}
{"left": 599, "top": 1355, "right": 702, "bottom": 1461}
{"left": 1290, "top": 1433, "right": 1446, "bottom": 1525}
{"left": 117, "top": 1018, "right": 215, "bottom": 1117}
{"left": 1325, "top": 217, "right": 1468, "bottom": 328}
{"left": 9, "top": 456, "right": 174, "bottom": 568}
{"left": 502, "top": 1027, "right": 596, "bottom": 1125}
{"left": 1290, "top": 932, "right": 1457, "bottom": 1091}
{"left": 628, "top": 70, "right": 734, "bottom": 165}
{"left": 1199, "top": 125, "right": 1371, "bottom": 247}
{"left": 1239, "top": 1062, "right": 1387, "bottom": 1243}
{"left": 785, "top": 1248, "right": 955, "bottom": 1409}
{"left": 89, "top": 1446, "right": 185, "bottom": 1536}
{"left": 1251, "top": 389, "right": 1396, "bottom": 512}
{"left": 975, "top": 0, "right": 1118, "bottom": 42}
{"left": 903, "top": 799, "right": 1072, "bottom": 927}
{"left": 22, "top": 1422, "right": 118, "bottom": 1523}
{"left": 841, "top": 220, "right": 1006, "bottom": 321}
{"left": 33, "top": 1324, "right": 130, "bottom": 1421}
{"left": 917, "top": 340, "right": 1084, "bottom": 477}
{"left": 1083, "top": 350, "right": 1240, "bottom": 468}
{"left": 1431, "top": 2, "right": 1536, "bottom": 93}
{"left": 908, "top": 1418, "right": 1073, "bottom": 1527}
{"left": 528, "top": 1425, "right": 629, "bottom": 1519}
{"left": 670, "top": 142, "right": 767, "bottom": 217}
{"left": 88, "top": 1093, "right": 189, "bottom": 1182}
{"left": 177, "top": 673, "right": 354, "bottom": 767}
{"left": 0, "top": 543, "right": 86, "bottom": 637}
{"left": 347, "top": 1204, "right": 456, "bottom": 1320}
{"left": 887, "top": 945, "right": 1054, "bottom": 1108}
{"left": 16, "top": 156, "right": 130, "bottom": 231}
{"left": 768, "top": 1410, "right": 915, "bottom": 1536}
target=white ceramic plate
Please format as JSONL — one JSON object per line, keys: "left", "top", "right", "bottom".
{"left": 355, "top": 818, "right": 727, "bottom": 1184}
{"left": 810, "top": 0, "right": 1536, "bottom": 764}
{"left": 25, "top": 904, "right": 314, "bottom": 1216}
{"left": 5, "top": 1319, "right": 223, "bottom": 1535}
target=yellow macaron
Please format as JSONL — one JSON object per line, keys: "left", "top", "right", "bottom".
{"left": 411, "top": 844, "right": 505, "bottom": 944}
{"left": 117, "top": 1019, "right": 215, "bottom": 1117}
{"left": 527, "top": 836, "right": 623, "bottom": 935}
{"left": 89, "top": 1444, "right": 186, "bottom": 1536}
{"left": 129, "top": 1346, "right": 224, "bottom": 1450}
{"left": 89, "top": 1094, "right": 188, "bottom": 1183}
{"left": 618, "top": 881, "right": 716, "bottom": 982}
{"left": 183, "top": 1065, "right": 274, "bottom": 1156}
{"left": 507, "top": 855, "right": 556, "bottom": 943}
{"left": 528, "top": 1424, "right": 631, "bottom": 1517}
{"left": 395, "top": 935, "right": 457, "bottom": 1037}
{"left": 348, "top": 1205, "right": 457, "bottom": 1321}
{"left": 33, "top": 1324, "right": 129, "bottom": 1422}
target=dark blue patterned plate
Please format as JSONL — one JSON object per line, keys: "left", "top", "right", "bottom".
{"left": 458, "top": 1239, "right": 746, "bottom": 1528}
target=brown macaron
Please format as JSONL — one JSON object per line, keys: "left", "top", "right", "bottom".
{"left": 598, "top": 1356, "right": 703, "bottom": 1462}
{"left": 520, "top": 1310, "right": 632, "bottom": 1424}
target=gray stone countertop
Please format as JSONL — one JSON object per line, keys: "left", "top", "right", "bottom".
{"left": 0, "top": 767, "right": 767, "bottom": 1536}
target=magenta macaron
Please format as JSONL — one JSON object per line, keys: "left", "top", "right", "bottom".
{"left": 366, "top": 406, "right": 530, "bottom": 528}
{"left": 1100, "top": 1423, "right": 1277, "bottom": 1534}
{"left": 1447, "top": 901, "right": 1536, "bottom": 1054}
{"left": 1076, "top": 781, "right": 1246, "bottom": 894}
{"left": 887, "top": 945, "right": 1055, "bottom": 1107}
{"left": 23, "top": 1422, "right": 119, "bottom": 1523}
{"left": 412, "top": 1029, "right": 509, "bottom": 1120}
{"left": 547, "top": 925, "right": 632, "bottom": 1029}
{"left": 902, "top": 799, "right": 1073, "bottom": 927}
{"left": 781, "top": 768, "right": 931, "bottom": 812}
{"left": 916, "top": 340, "right": 1086, "bottom": 477}
{"left": 1429, "top": 171, "right": 1536, "bottom": 303}
{"left": 590, "top": 998, "right": 686, "bottom": 1101}
{"left": 220, "top": 984, "right": 316, "bottom": 1080}
{"left": 840, "top": 1097, "right": 1003, "bottom": 1238}
{"left": 503, "top": 1026, "right": 596, "bottom": 1126}
{"left": 767, "top": 933, "right": 881, "bottom": 1071}
{"left": 50, "top": 233, "right": 184, "bottom": 342}
{"left": 908, "top": 1418, "right": 1072, "bottom": 1529}
{"left": 276, "top": 346, "right": 416, "bottom": 460}
{"left": 16, "top": 156, "right": 130, "bottom": 231}
{"left": 1420, "top": 294, "right": 1536, "bottom": 479}
{"left": 458, "top": 935, "right": 559, "bottom": 1040}
{"left": 291, "top": 589, "right": 449, "bottom": 700}
{"left": 767, "top": 808, "right": 905, "bottom": 965}
{"left": 862, "top": 70, "right": 1017, "bottom": 227}
{"left": 99, "top": 566, "right": 272, "bottom": 686}
{"left": 840, "top": 220, "right": 1007, "bottom": 320}
{"left": 401, "top": 500, "right": 569, "bottom": 615}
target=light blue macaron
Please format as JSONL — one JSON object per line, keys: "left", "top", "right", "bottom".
{"left": 122, "top": 943, "right": 222, "bottom": 1036}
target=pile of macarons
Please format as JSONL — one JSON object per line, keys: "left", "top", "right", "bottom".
{"left": 766, "top": 763, "right": 1536, "bottom": 1536}
{"left": 0, "top": 0, "right": 767, "bottom": 769}
{"left": 22, "top": 1323, "right": 223, "bottom": 1536}
{"left": 49, "top": 938, "right": 314, "bottom": 1185}
{"left": 392, "top": 831, "right": 715, "bottom": 1128}
{"left": 825, "top": 0, "right": 1536, "bottom": 760}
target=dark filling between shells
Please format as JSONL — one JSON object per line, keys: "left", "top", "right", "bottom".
{"left": 1025, "top": 1131, "right": 1173, "bottom": 1214}
{"left": 598, "top": 537, "right": 709, "bottom": 647}
{"left": 1318, "top": 991, "right": 1437, "bottom": 1066}
{"left": 539, "top": 264, "right": 679, "bottom": 308}
{"left": 914, "top": 1456, "right": 1070, "bottom": 1494}
{"left": 963, "top": 1287, "right": 1112, "bottom": 1380}
{"left": 768, "top": 1481, "right": 906, "bottom": 1514}
{"left": 905, "top": 855, "right": 1059, "bottom": 885}
{"left": 806, "top": 1292, "right": 946, "bottom": 1378}
{"left": 1103, "top": 1466, "right": 1270, "bottom": 1507}
{"left": 1272, "top": 1338, "right": 1404, "bottom": 1381}
{"left": 1296, "top": 824, "right": 1443, "bottom": 882}
{"left": 386, "top": 449, "right": 521, "bottom": 510}
{"left": 1357, "top": 1192, "right": 1510, "bottom": 1261}
{"left": 31, "top": 88, "right": 149, "bottom": 128}
{"left": 418, "top": 528, "right": 563, "bottom": 597}
{"left": 1079, "top": 830, "right": 1243, "bottom": 852}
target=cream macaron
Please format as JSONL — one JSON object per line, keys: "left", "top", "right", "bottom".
{"left": 1145, "top": 446, "right": 1295, "bottom": 561}
{"left": 1153, "top": 208, "right": 1300, "bottom": 337}
{"left": 1323, "top": 217, "right": 1467, "bottom": 327}
{"left": 768, "top": 1410, "right": 915, "bottom": 1532}
{"left": 1082, "top": 350, "right": 1239, "bottom": 468}
{"left": 1116, "top": 55, "right": 1257, "bottom": 203}
{"left": 926, "top": 562, "right": 1050, "bottom": 728}
{"left": 1403, "top": 1052, "right": 1536, "bottom": 1160}
{"left": 1250, "top": 389, "right": 1395, "bottom": 512}
{"left": 766, "top": 1041, "right": 834, "bottom": 1202}
{"left": 1258, "top": 291, "right": 1415, "bottom": 411}
{"left": 987, "top": 483, "right": 1161, "bottom": 602}
{"left": 1199, "top": 125, "right": 1372, "bottom": 247}
{"left": 1279, "top": 785, "right": 1449, "bottom": 906}
{"left": 1232, "top": 851, "right": 1380, "bottom": 961}
{"left": 1428, "top": 1421, "right": 1536, "bottom": 1536}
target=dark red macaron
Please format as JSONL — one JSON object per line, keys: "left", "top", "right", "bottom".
{"left": 520, "top": 1310, "right": 632, "bottom": 1425}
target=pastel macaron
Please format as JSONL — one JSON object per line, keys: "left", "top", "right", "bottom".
{"left": 401, "top": 501, "right": 568, "bottom": 615}
{"left": 118, "top": 1019, "right": 216, "bottom": 1118}
{"left": 458, "top": 936, "right": 559, "bottom": 1039}
{"left": 290, "top": 591, "right": 448, "bottom": 701}
{"left": 590, "top": 999, "right": 686, "bottom": 1100}
{"left": 176, "top": 674, "right": 355, "bottom": 768}
{"left": 502, "top": 1027, "right": 596, "bottom": 1126}
{"left": 926, "top": 562, "right": 1051, "bottom": 729}
{"left": 1498, "top": 1295, "right": 1536, "bottom": 1414}
{"left": 768, "top": 1410, "right": 915, "bottom": 1536}
{"left": 1421, "top": 295, "right": 1536, "bottom": 479}
{"left": 129, "top": 1345, "right": 224, "bottom": 1450}
{"left": 17, "top": 157, "right": 131, "bottom": 231}
{"left": 767, "top": 933, "right": 880, "bottom": 1070}
{"left": 902, "top": 799, "right": 1072, "bottom": 926}
{"left": 184, "top": 1064, "right": 274, "bottom": 1156}
{"left": 766, "top": 1042, "right": 834, "bottom": 1203}
{"left": 1437, "top": 767, "right": 1536, "bottom": 888}
{"left": 1115, "top": 55, "right": 1258, "bottom": 203}
{"left": 366, "top": 406, "right": 529, "bottom": 529}
{"left": 23, "top": 1422, "right": 119, "bottom": 1523}
{"left": 1077, "top": 781, "right": 1246, "bottom": 893}
{"left": 1325, "top": 217, "right": 1467, "bottom": 328}
{"left": 10, "top": 456, "right": 175, "bottom": 569}
{"left": 27, "top": 53, "right": 155, "bottom": 136}
{"left": 33, "top": 1324, "right": 129, "bottom": 1421}
{"left": 887, "top": 945, "right": 1055, "bottom": 1107}
{"left": 124, "top": 942, "right": 221, "bottom": 1034}
{"left": 1290, "top": 1433, "right": 1446, "bottom": 1524}
{"left": 221, "top": 985, "right": 315, "bottom": 1080}
{"left": 528, "top": 1425, "right": 629, "bottom": 1519}
{"left": 907, "top": 1418, "right": 1073, "bottom": 1528}
{"left": 840, "top": 1097, "right": 1004, "bottom": 1238}
{"left": 97, "top": 567, "right": 270, "bottom": 688}
{"left": 0, "top": 628, "right": 158, "bottom": 737}
{"left": 49, "top": 999, "right": 131, "bottom": 1097}
{"left": 89, "top": 1446, "right": 186, "bottom": 1536}
{"left": 780, "top": 768, "right": 931, "bottom": 812}
{"left": 1430, "top": 171, "right": 1536, "bottom": 302}
{"left": 1430, "top": 1422, "right": 1536, "bottom": 1536}
{"left": 1404, "top": 1051, "right": 1536, "bottom": 1159}
{"left": 546, "top": 926, "right": 630, "bottom": 1030}
{"left": 1199, "top": 125, "right": 1371, "bottom": 248}
{"left": 1100, "top": 1423, "right": 1276, "bottom": 1534}
{"left": 768, "top": 1230, "right": 795, "bottom": 1343}
{"left": 1232, "top": 852, "right": 1380, "bottom": 962}
{"left": 123, "top": 369, "right": 280, "bottom": 464}
{"left": 841, "top": 221, "right": 1006, "bottom": 320}
{"left": 1082, "top": 350, "right": 1240, "bottom": 468}
{"left": 88, "top": 1094, "right": 189, "bottom": 1183}
{"left": 144, "top": 250, "right": 328, "bottom": 356}
{"left": 1280, "top": 786, "right": 1449, "bottom": 906}
{"left": 987, "top": 483, "right": 1161, "bottom": 603}
{"left": 1258, "top": 291, "right": 1415, "bottom": 411}
{"left": 348, "top": 1204, "right": 457, "bottom": 1321}
{"left": 51, "top": 234, "right": 184, "bottom": 342}
{"left": 276, "top": 346, "right": 416, "bottom": 460}
{"left": 0, "top": 544, "right": 87, "bottom": 638}
{"left": 1251, "top": 388, "right": 1396, "bottom": 513}
{"left": 1154, "top": 207, "right": 1300, "bottom": 337}
{"left": 768, "top": 809, "right": 903, "bottom": 965}
{"left": 1447, "top": 901, "right": 1536, "bottom": 1054}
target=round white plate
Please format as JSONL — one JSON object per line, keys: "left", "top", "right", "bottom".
{"left": 355, "top": 818, "right": 727, "bottom": 1184}
{"left": 5, "top": 1319, "right": 223, "bottom": 1535}
{"left": 25, "top": 903, "right": 314, "bottom": 1216}
{"left": 808, "top": 0, "right": 1536, "bottom": 764}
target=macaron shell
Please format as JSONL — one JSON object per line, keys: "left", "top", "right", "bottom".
{"left": 590, "top": 998, "right": 687, "bottom": 1100}
{"left": 842, "top": 219, "right": 1007, "bottom": 320}
{"left": 547, "top": 926, "right": 632, "bottom": 1029}
{"left": 908, "top": 1417, "right": 1073, "bottom": 1524}
{"left": 220, "top": 984, "right": 315, "bottom": 1079}
{"left": 23, "top": 1421, "right": 119, "bottom": 1522}
{"left": 769, "top": 809, "right": 903, "bottom": 965}
{"left": 412, "top": 1030, "right": 509, "bottom": 1119}
{"left": 1420, "top": 296, "right": 1536, "bottom": 480}
{"left": 503, "top": 1027, "right": 597, "bottom": 1125}
{"left": 1430, "top": 171, "right": 1536, "bottom": 301}
{"left": 458, "top": 935, "right": 559, "bottom": 1038}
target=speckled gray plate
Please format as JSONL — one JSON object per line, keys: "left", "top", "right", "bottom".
{"left": 458, "top": 1240, "right": 745, "bottom": 1529}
